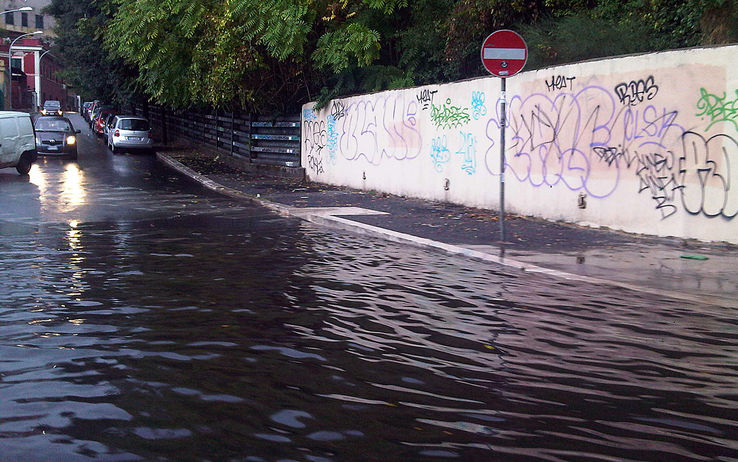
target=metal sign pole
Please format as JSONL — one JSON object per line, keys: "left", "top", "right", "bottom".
{"left": 499, "top": 77, "right": 506, "bottom": 242}
{"left": 481, "top": 29, "right": 526, "bottom": 244}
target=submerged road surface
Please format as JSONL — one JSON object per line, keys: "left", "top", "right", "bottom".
{"left": 1, "top": 115, "right": 737, "bottom": 461}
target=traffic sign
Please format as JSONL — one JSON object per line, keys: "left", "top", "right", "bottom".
{"left": 481, "top": 30, "right": 528, "bottom": 77}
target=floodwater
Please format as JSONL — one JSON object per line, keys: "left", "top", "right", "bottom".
{"left": 1, "top": 118, "right": 737, "bottom": 461}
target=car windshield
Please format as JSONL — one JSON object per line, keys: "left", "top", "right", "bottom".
{"left": 119, "top": 119, "right": 149, "bottom": 131}
{"left": 44, "top": 101, "right": 61, "bottom": 109}
{"left": 35, "top": 118, "right": 71, "bottom": 131}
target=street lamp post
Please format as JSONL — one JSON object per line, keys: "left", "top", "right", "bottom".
{"left": 8, "top": 30, "right": 43, "bottom": 110}
{"left": 36, "top": 49, "right": 52, "bottom": 109}
{"left": 1, "top": 6, "right": 33, "bottom": 15}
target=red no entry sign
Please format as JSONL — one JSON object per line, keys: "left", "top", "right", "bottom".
{"left": 481, "top": 30, "right": 528, "bottom": 77}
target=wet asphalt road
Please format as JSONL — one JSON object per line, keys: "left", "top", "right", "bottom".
{"left": 1, "top": 114, "right": 738, "bottom": 461}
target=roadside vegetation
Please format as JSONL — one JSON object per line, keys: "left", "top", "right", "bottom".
{"left": 46, "top": 0, "right": 737, "bottom": 113}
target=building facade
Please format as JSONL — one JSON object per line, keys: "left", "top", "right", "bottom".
{"left": 2, "top": 0, "right": 55, "bottom": 37}
{"left": 1, "top": 0, "right": 70, "bottom": 111}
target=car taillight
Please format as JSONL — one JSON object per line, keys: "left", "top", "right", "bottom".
{"left": 114, "top": 130, "right": 120, "bottom": 137}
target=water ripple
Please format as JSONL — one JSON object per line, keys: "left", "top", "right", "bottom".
{"left": 1, "top": 214, "right": 737, "bottom": 461}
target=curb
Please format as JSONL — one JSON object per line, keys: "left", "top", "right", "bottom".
{"left": 157, "top": 153, "right": 737, "bottom": 309}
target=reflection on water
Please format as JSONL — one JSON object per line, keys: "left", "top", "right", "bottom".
{"left": 1, "top": 212, "right": 737, "bottom": 461}
{"left": 61, "top": 164, "right": 87, "bottom": 210}
{"left": 29, "top": 162, "right": 87, "bottom": 214}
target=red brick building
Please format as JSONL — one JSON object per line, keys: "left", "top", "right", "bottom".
{"left": 1, "top": 36, "right": 69, "bottom": 111}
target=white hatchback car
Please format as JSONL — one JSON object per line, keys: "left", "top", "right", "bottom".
{"left": 107, "top": 115, "right": 153, "bottom": 154}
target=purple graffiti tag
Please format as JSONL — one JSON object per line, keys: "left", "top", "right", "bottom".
{"left": 336, "top": 94, "right": 422, "bottom": 166}
{"left": 484, "top": 85, "right": 703, "bottom": 215}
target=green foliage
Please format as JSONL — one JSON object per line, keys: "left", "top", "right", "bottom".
{"left": 44, "top": 0, "right": 134, "bottom": 104}
{"left": 313, "top": 23, "right": 382, "bottom": 72}
{"left": 44, "top": 0, "right": 737, "bottom": 113}
{"left": 521, "top": 13, "right": 653, "bottom": 69}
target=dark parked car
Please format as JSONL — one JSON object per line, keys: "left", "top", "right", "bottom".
{"left": 34, "top": 116, "right": 80, "bottom": 159}
{"left": 41, "top": 100, "right": 63, "bottom": 116}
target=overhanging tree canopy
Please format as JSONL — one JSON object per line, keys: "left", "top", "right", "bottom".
{"left": 45, "top": 0, "right": 737, "bottom": 113}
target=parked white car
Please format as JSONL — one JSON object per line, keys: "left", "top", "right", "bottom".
{"left": 107, "top": 115, "right": 153, "bottom": 154}
{"left": 0, "top": 111, "right": 38, "bottom": 175}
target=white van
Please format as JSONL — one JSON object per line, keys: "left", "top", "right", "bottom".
{"left": 0, "top": 111, "right": 37, "bottom": 175}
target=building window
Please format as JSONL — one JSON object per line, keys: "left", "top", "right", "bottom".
{"left": 35, "top": 14, "right": 43, "bottom": 29}
{"left": 11, "top": 57, "right": 22, "bottom": 70}
{"left": 5, "top": 12, "right": 14, "bottom": 25}
{"left": 21, "top": 12, "right": 28, "bottom": 27}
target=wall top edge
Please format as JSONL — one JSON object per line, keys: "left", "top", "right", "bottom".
{"left": 303, "top": 43, "right": 738, "bottom": 108}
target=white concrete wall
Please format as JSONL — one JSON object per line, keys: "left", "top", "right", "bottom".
{"left": 302, "top": 45, "right": 738, "bottom": 244}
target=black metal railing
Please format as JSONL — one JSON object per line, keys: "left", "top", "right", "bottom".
{"left": 133, "top": 105, "right": 301, "bottom": 167}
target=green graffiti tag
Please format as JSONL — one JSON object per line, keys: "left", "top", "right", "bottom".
{"left": 696, "top": 87, "right": 738, "bottom": 131}
{"left": 431, "top": 98, "right": 470, "bottom": 129}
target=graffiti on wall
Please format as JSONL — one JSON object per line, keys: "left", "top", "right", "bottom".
{"left": 613, "top": 76, "right": 659, "bottom": 106}
{"left": 696, "top": 88, "right": 738, "bottom": 131}
{"left": 303, "top": 118, "right": 326, "bottom": 175}
{"left": 429, "top": 131, "right": 477, "bottom": 175}
{"left": 471, "top": 92, "right": 487, "bottom": 120}
{"left": 545, "top": 75, "right": 576, "bottom": 92}
{"left": 680, "top": 131, "right": 738, "bottom": 219}
{"left": 302, "top": 55, "right": 738, "bottom": 233}
{"left": 431, "top": 98, "right": 471, "bottom": 129}
{"left": 430, "top": 135, "right": 450, "bottom": 172}
{"left": 485, "top": 82, "right": 737, "bottom": 219}
{"left": 417, "top": 89, "right": 438, "bottom": 110}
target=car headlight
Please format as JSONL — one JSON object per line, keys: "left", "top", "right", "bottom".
{"left": 36, "top": 137, "right": 41, "bottom": 145}
{"left": 66, "top": 136, "right": 76, "bottom": 145}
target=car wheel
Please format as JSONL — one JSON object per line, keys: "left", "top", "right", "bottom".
{"left": 15, "top": 152, "right": 33, "bottom": 175}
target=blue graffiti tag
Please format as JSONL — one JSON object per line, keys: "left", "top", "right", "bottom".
{"left": 471, "top": 91, "right": 487, "bottom": 120}
{"left": 327, "top": 115, "right": 338, "bottom": 164}
{"left": 457, "top": 132, "right": 477, "bottom": 175}
{"left": 302, "top": 108, "right": 317, "bottom": 121}
{"left": 430, "top": 136, "right": 451, "bottom": 172}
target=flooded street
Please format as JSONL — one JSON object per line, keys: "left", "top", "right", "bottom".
{"left": 1, "top": 116, "right": 737, "bottom": 461}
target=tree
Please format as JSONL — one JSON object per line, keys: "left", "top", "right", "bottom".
{"left": 46, "top": 0, "right": 736, "bottom": 113}
{"left": 45, "top": 0, "right": 135, "bottom": 105}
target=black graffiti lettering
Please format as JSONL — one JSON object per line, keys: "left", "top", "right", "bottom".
{"left": 679, "top": 131, "right": 738, "bottom": 219}
{"left": 307, "top": 154, "right": 324, "bottom": 174}
{"left": 592, "top": 146, "right": 623, "bottom": 166}
{"left": 635, "top": 151, "right": 681, "bottom": 219}
{"left": 592, "top": 144, "right": 681, "bottom": 218}
{"left": 303, "top": 120, "right": 327, "bottom": 175}
{"left": 545, "top": 75, "right": 576, "bottom": 92}
{"left": 614, "top": 76, "right": 659, "bottom": 106}
{"left": 417, "top": 89, "right": 438, "bottom": 110}
{"left": 640, "top": 174, "right": 679, "bottom": 219}
{"left": 331, "top": 101, "right": 346, "bottom": 121}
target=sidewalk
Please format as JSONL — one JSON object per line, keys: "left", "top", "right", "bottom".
{"left": 156, "top": 144, "right": 738, "bottom": 308}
